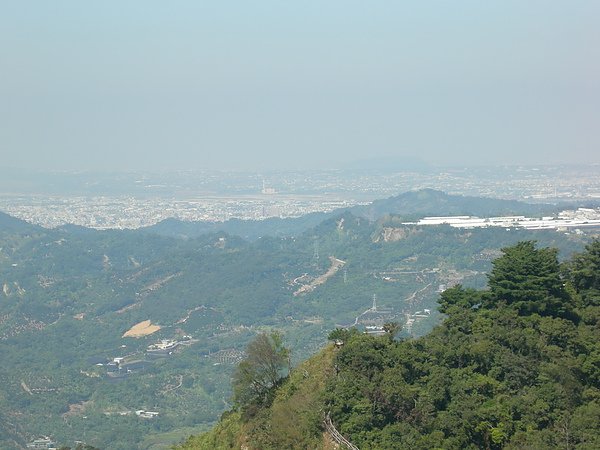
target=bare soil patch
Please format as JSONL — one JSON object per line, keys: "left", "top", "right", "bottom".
{"left": 122, "top": 320, "right": 161, "bottom": 338}
{"left": 294, "top": 257, "right": 346, "bottom": 296}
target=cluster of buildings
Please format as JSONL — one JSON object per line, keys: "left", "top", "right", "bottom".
{"left": 146, "top": 339, "right": 180, "bottom": 357}
{"left": 26, "top": 437, "right": 57, "bottom": 449}
{"left": 89, "top": 337, "right": 187, "bottom": 380}
{"left": 404, "top": 309, "right": 432, "bottom": 334}
{"left": 27, "top": 437, "right": 93, "bottom": 449}
{"left": 1, "top": 165, "right": 599, "bottom": 231}
{"left": 407, "top": 208, "right": 600, "bottom": 231}
{"left": 0, "top": 195, "right": 358, "bottom": 229}
{"left": 101, "top": 357, "right": 147, "bottom": 380}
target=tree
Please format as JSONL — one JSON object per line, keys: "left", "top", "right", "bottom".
{"left": 383, "top": 322, "right": 401, "bottom": 340}
{"left": 566, "top": 239, "right": 600, "bottom": 306}
{"left": 486, "top": 241, "right": 574, "bottom": 319}
{"left": 438, "top": 285, "right": 481, "bottom": 314}
{"left": 233, "top": 332, "right": 290, "bottom": 407}
{"left": 328, "top": 327, "right": 359, "bottom": 343}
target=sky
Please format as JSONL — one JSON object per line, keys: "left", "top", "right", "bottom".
{"left": 1, "top": 1, "right": 599, "bottom": 172}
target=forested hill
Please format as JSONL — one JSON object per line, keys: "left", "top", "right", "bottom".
{"left": 350, "top": 189, "right": 557, "bottom": 221}
{"left": 181, "top": 240, "right": 600, "bottom": 449}
{"left": 0, "top": 192, "right": 593, "bottom": 449}
{"left": 143, "top": 212, "right": 329, "bottom": 241}
{"left": 141, "top": 189, "right": 556, "bottom": 240}
{"left": 0, "top": 211, "right": 40, "bottom": 233}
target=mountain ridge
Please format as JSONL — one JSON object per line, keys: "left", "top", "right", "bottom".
{"left": 143, "top": 189, "right": 558, "bottom": 241}
{"left": 179, "top": 240, "right": 600, "bottom": 449}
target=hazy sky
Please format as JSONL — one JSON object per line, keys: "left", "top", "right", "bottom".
{"left": 1, "top": 1, "right": 599, "bottom": 171}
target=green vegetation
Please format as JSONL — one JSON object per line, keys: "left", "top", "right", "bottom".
{"left": 59, "top": 445, "right": 101, "bottom": 450}
{"left": 325, "top": 240, "right": 600, "bottom": 449}
{"left": 352, "top": 189, "right": 557, "bottom": 221}
{"left": 177, "top": 345, "right": 337, "bottom": 450}
{"left": 182, "top": 240, "right": 600, "bottom": 449}
{"left": 232, "top": 332, "right": 290, "bottom": 407}
{"left": 486, "top": 241, "right": 574, "bottom": 319}
{"left": 0, "top": 193, "right": 594, "bottom": 448}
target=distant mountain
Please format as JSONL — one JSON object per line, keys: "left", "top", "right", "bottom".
{"left": 351, "top": 189, "right": 556, "bottom": 221}
{"left": 0, "top": 189, "right": 567, "bottom": 243}
{"left": 143, "top": 212, "right": 331, "bottom": 241}
{"left": 0, "top": 196, "right": 592, "bottom": 449}
{"left": 0, "top": 211, "right": 40, "bottom": 233}
{"left": 144, "top": 190, "right": 560, "bottom": 242}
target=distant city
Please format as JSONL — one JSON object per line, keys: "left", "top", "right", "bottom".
{"left": 1, "top": 164, "right": 599, "bottom": 230}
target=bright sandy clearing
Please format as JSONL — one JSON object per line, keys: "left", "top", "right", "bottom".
{"left": 122, "top": 320, "right": 161, "bottom": 338}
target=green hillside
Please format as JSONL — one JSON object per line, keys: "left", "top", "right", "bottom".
{"left": 180, "top": 240, "right": 600, "bottom": 449}
{"left": 141, "top": 190, "right": 557, "bottom": 241}
{"left": 351, "top": 189, "right": 557, "bottom": 221}
{"left": 177, "top": 344, "right": 338, "bottom": 450}
{"left": 0, "top": 192, "right": 594, "bottom": 448}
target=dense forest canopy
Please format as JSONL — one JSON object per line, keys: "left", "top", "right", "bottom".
{"left": 182, "top": 240, "right": 600, "bottom": 449}
{"left": 325, "top": 240, "right": 600, "bottom": 450}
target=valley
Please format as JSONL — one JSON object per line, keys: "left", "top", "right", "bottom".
{"left": 0, "top": 190, "right": 597, "bottom": 448}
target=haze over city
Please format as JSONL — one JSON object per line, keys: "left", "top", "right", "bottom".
{"left": 3, "top": 3, "right": 600, "bottom": 449}
{"left": 2, "top": 1, "right": 599, "bottom": 172}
